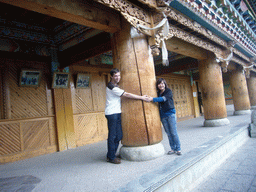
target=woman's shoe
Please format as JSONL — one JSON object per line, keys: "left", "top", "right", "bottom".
{"left": 167, "top": 150, "right": 175, "bottom": 155}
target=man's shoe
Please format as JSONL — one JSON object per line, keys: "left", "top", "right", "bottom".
{"left": 107, "top": 157, "right": 121, "bottom": 164}
{"left": 176, "top": 151, "right": 182, "bottom": 156}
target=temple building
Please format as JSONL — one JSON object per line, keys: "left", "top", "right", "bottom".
{"left": 0, "top": 0, "right": 256, "bottom": 163}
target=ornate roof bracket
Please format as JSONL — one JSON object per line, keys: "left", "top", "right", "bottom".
{"left": 243, "top": 65, "right": 253, "bottom": 78}
{"left": 215, "top": 41, "right": 235, "bottom": 73}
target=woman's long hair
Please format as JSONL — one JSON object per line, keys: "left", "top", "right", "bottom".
{"left": 156, "top": 78, "right": 168, "bottom": 91}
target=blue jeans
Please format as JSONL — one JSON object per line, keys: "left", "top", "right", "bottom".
{"left": 161, "top": 114, "right": 181, "bottom": 151}
{"left": 105, "top": 113, "right": 122, "bottom": 160}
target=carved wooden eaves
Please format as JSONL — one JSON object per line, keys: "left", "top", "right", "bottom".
{"left": 94, "top": 0, "right": 154, "bottom": 36}
{"left": 161, "top": 7, "right": 251, "bottom": 63}
{"left": 94, "top": 0, "right": 254, "bottom": 73}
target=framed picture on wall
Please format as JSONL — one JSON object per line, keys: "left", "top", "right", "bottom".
{"left": 19, "top": 69, "right": 42, "bottom": 87}
{"left": 76, "top": 73, "right": 91, "bottom": 89}
{"left": 52, "top": 72, "right": 70, "bottom": 89}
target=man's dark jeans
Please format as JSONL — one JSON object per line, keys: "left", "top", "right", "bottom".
{"left": 105, "top": 113, "right": 122, "bottom": 160}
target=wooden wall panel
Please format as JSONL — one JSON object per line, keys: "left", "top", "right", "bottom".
{"left": 97, "top": 112, "right": 108, "bottom": 137}
{"left": 72, "top": 87, "right": 93, "bottom": 114}
{"left": 91, "top": 74, "right": 106, "bottom": 112}
{"left": 8, "top": 62, "right": 48, "bottom": 119}
{"left": 74, "top": 114, "right": 98, "bottom": 146}
{"left": 0, "top": 117, "right": 57, "bottom": 163}
{"left": 74, "top": 112, "right": 108, "bottom": 147}
{"left": 77, "top": 89, "right": 93, "bottom": 112}
{"left": 0, "top": 123, "right": 20, "bottom": 155}
{"left": 22, "top": 120, "right": 50, "bottom": 151}
{"left": 0, "top": 57, "right": 57, "bottom": 163}
{"left": 70, "top": 67, "right": 108, "bottom": 147}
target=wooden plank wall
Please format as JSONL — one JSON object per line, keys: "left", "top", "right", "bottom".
{"left": 70, "top": 66, "right": 109, "bottom": 147}
{"left": 53, "top": 88, "right": 76, "bottom": 151}
{"left": 157, "top": 74, "right": 194, "bottom": 121}
{"left": 0, "top": 58, "right": 57, "bottom": 163}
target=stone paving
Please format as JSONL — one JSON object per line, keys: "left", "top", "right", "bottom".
{"left": 190, "top": 137, "right": 256, "bottom": 192}
{"left": 0, "top": 175, "right": 41, "bottom": 192}
{"left": 0, "top": 105, "right": 254, "bottom": 192}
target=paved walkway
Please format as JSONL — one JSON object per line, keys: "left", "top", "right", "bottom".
{"left": 190, "top": 137, "right": 256, "bottom": 192}
{"left": 0, "top": 105, "right": 253, "bottom": 192}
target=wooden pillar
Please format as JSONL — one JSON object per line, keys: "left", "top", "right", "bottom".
{"left": 229, "top": 68, "right": 251, "bottom": 115}
{"left": 247, "top": 74, "right": 256, "bottom": 109}
{"left": 198, "top": 53, "right": 230, "bottom": 126}
{"left": 111, "top": 17, "right": 163, "bottom": 160}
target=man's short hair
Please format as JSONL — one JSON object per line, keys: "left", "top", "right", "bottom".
{"left": 110, "top": 68, "right": 120, "bottom": 77}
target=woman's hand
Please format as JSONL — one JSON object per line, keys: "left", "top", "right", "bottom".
{"left": 142, "top": 95, "right": 153, "bottom": 102}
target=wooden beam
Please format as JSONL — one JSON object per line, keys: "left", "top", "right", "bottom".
{"left": 0, "top": 51, "right": 51, "bottom": 62}
{"left": 165, "top": 37, "right": 208, "bottom": 60}
{"left": 155, "top": 57, "right": 198, "bottom": 76}
{"left": 0, "top": 0, "right": 121, "bottom": 33}
{"left": 58, "top": 32, "right": 112, "bottom": 68}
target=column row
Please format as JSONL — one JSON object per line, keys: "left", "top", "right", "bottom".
{"left": 199, "top": 53, "right": 255, "bottom": 127}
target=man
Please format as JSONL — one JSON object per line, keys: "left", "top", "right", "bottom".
{"left": 105, "top": 68, "right": 149, "bottom": 164}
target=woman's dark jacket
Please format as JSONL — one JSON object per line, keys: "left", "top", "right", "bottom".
{"left": 153, "top": 88, "right": 176, "bottom": 119}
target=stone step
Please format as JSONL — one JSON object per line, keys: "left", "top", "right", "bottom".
{"left": 116, "top": 126, "right": 249, "bottom": 192}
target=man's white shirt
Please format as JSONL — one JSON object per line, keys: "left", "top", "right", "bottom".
{"left": 105, "top": 82, "right": 125, "bottom": 115}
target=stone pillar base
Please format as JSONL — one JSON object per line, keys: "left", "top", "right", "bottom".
{"left": 120, "top": 142, "right": 165, "bottom": 161}
{"left": 233, "top": 110, "right": 251, "bottom": 115}
{"left": 204, "top": 118, "right": 230, "bottom": 127}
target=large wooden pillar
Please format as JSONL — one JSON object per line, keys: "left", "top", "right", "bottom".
{"left": 112, "top": 17, "right": 164, "bottom": 160}
{"left": 229, "top": 68, "right": 251, "bottom": 115}
{"left": 198, "top": 53, "right": 230, "bottom": 127}
{"left": 247, "top": 74, "right": 256, "bottom": 109}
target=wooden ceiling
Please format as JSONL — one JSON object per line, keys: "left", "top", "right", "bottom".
{"left": 0, "top": 2, "right": 67, "bottom": 35}
{"left": 0, "top": 1, "right": 195, "bottom": 72}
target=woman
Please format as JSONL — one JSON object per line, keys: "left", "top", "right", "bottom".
{"left": 149, "top": 78, "right": 182, "bottom": 155}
